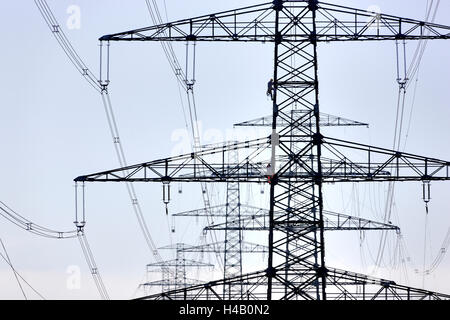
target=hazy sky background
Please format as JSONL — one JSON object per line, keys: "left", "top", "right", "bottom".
{"left": 0, "top": 0, "right": 449, "bottom": 299}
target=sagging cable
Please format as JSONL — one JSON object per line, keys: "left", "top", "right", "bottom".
{"left": 34, "top": 0, "right": 102, "bottom": 92}
{"left": 0, "top": 238, "right": 27, "bottom": 299}
{"left": 0, "top": 237, "right": 45, "bottom": 300}
{"left": 78, "top": 232, "right": 110, "bottom": 300}
{"left": 36, "top": 0, "right": 173, "bottom": 284}
{"left": 74, "top": 182, "right": 109, "bottom": 300}
{"left": 0, "top": 200, "right": 77, "bottom": 239}
{"left": 145, "top": 0, "right": 222, "bottom": 271}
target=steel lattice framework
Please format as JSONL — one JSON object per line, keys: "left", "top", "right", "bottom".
{"left": 76, "top": 0, "right": 450, "bottom": 300}
{"left": 203, "top": 207, "right": 400, "bottom": 232}
{"left": 234, "top": 110, "right": 369, "bottom": 128}
{"left": 223, "top": 148, "right": 244, "bottom": 299}
{"left": 144, "top": 243, "right": 213, "bottom": 294}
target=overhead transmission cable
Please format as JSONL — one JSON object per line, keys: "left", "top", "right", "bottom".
{"left": 0, "top": 238, "right": 27, "bottom": 299}
{"left": 372, "top": 0, "right": 440, "bottom": 274}
{"left": 2, "top": 195, "right": 109, "bottom": 300}
{"left": 374, "top": 39, "right": 409, "bottom": 271}
{"left": 422, "top": 213, "right": 430, "bottom": 288}
{"left": 73, "top": 182, "right": 110, "bottom": 300}
{"left": 0, "top": 237, "right": 45, "bottom": 300}
{"left": 406, "top": 0, "right": 441, "bottom": 90}
{"left": 31, "top": 0, "right": 164, "bottom": 299}
{"left": 397, "top": 226, "right": 450, "bottom": 278}
{"left": 77, "top": 232, "right": 110, "bottom": 299}
{"left": 34, "top": 0, "right": 102, "bottom": 93}
{"left": 426, "top": 228, "right": 450, "bottom": 274}
{"left": 34, "top": 0, "right": 174, "bottom": 275}
{"left": 144, "top": 0, "right": 224, "bottom": 271}
{"left": 1, "top": 198, "right": 109, "bottom": 299}
{"left": 0, "top": 201, "right": 77, "bottom": 239}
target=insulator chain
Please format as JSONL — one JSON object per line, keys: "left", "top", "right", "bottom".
{"left": 162, "top": 182, "right": 171, "bottom": 215}
{"left": 185, "top": 42, "right": 197, "bottom": 91}
{"left": 99, "top": 40, "right": 111, "bottom": 91}
{"left": 422, "top": 180, "right": 431, "bottom": 214}
{"left": 171, "top": 215, "right": 176, "bottom": 233}
{"left": 74, "top": 182, "right": 86, "bottom": 233}
{"left": 396, "top": 39, "right": 409, "bottom": 90}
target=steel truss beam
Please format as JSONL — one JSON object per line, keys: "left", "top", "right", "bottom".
{"left": 81, "top": 0, "right": 450, "bottom": 300}
{"left": 138, "top": 266, "right": 450, "bottom": 300}
{"left": 141, "top": 278, "right": 204, "bottom": 288}
{"left": 140, "top": 277, "right": 205, "bottom": 297}
{"left": 173, "top": 204, "right": 268, "bottom": 218}
{"left": 174, "top": 204, "right": 399, "bottom": 232}
{"left": 75, "top": 136, "right": 450, "bottom": 183}
{"left": 177, "top": 241, "right": 268, "bottom": 254}
{"left": 204, "top": 209, "right": 399, "bottom": 232}
{"left": 99, "top": 1, "right": 450, "bottom": 42}
{"left": 234, "top": 110, "right": 368, "bottom": 128}
{"left": 147, "top": 259, "right": 213, "bottom": 268}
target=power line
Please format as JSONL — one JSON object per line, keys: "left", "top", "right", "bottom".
{"left": 34, "top": 0, "right": 102, "bottom": 92}
{"left": 372, "top": 0, "right": 441, "bottom": 273}
{"left": 0, "top": 237, "right": 45, "bottom": 300}
{"left": 83, "top": 1, "right": 450, "bottom": 300}
{"left": 34, "top": 0, "right": 173, "bottom": 282}
{"left": 77, "top": 231, "right": 110, "bottom": 300}
{"left": 0, "top": 200, "right": 77, "bottom": 239}
{"left": 144, "top": 0, "right": 224, "bottom": 271}
{"left": 0, "top": 238, "right": 27, "bottom": 299}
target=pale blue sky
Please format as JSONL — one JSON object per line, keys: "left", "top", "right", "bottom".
{"left": 0, "top": 0, "right": 449, "bottom": 299}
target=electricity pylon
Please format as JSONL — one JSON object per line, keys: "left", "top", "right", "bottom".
{"left": 174, "top": 111, "right": 368, "bottom": 299}
{"left": 142, "top": 243, "right": 213, "bottom": 295}
{"left": 175, "top": 241, "right": 268, "bottom": 299}
{"left": 173, "top": 145, "right": 267, "bottom": 299}
{"left": 223, "top": 147, "right": 244, "bottom": 298}
{"left": 77, "top": 1, "right": 450, "bottom": 300}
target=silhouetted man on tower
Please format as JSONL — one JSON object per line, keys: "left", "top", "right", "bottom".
{"left": 266, "top": 78, "right": 274, "bottom": 100}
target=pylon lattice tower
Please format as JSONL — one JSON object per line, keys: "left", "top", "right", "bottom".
{"left": 223, "top": 148, "right": 244, "bottom": 298}
{"left": 142, "top": 243, "right": 213, "bottom": 295}
{"left": 76, "top": 0, "right": 450, "bottom": 300}
{"left": 173, "top": 145, "right": 266, "bottom": 299}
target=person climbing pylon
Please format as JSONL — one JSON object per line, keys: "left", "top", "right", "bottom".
{"left": 267, "top": 78, "right": 274, "bottom": 100}
{"left": 266, "top": 163, "right": 274, "bottom": 184}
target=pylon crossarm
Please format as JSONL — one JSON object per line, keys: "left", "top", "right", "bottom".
{"left": 157, "top": 243, "right": 195, "bottom": 250}
{"left": 100, "top": 2, "right": 275, "bottom": 42}
{"left": 321, "top": 210, "right": 399, "bottom": 231}
{"left": 324, "top": 267, "right": 450, "bottom": 300}
{"left": 147, "top": 259, "right": 214, "bottom": 268}
{"left": 234, "top": 110, "right": 369, "bottom": 128}
{"left": 204, "top": 209, "right": 399, "bottom": 232}
{"left": 321, "top": 136, "right": 450, "bottom": 182}
{"left": 173, "top": 204, "right": 268, "bottom": 217}
{"left": 315, "top": 1, "right": 450, "bottom": 42}
{"left": 75, "top": 133, "right": 450, "bottom": 183}
{"left": 74, "top": 137, "right": 270, "bottom": 183}
{"left": 137, "top": 266, "right": 450, "bottom": 300}
{"left": 178, "top": 241, "right": 268, "bottom": 253}
{"left": 136, "top": 269, "right": 270, "bottom": 300}
{"left": 99, "top": 1, "right": 450, "bottom": 43}
{"left": 141, "top": 278, "right": 204, "bottom": 287}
